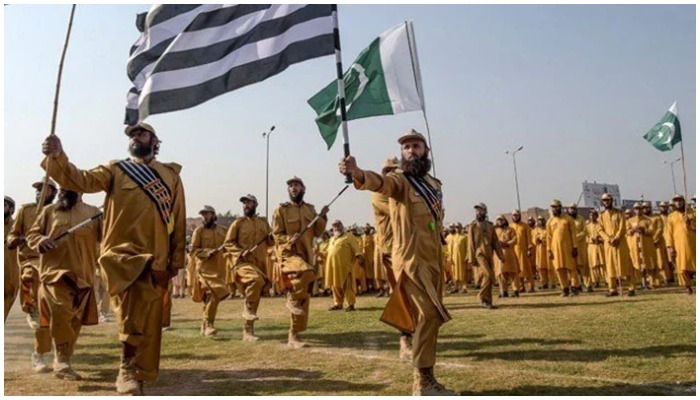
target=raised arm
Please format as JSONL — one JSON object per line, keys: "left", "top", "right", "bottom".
{"left": 42, "top": 136, "right": 112, "bottom": 193}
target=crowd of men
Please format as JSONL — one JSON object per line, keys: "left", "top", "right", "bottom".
{"left": 3, "top": 123, "right": 696, "bottom": 396}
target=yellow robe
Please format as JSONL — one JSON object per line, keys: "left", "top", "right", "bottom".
{"left": 666, "top": 211, "right": 696, "bottom": 272}
{"left": 626, "top": 215, "right": 656, "bottom": 270}
{"left": 546, "top": 215, "right": 578, "bottom": 270}
{"left": 316, "top": 239, "right": 329, "bottom": 282}
{"left": 650, "top": 214, "right": 670, "bottom": 277}
{"left": 511, "top": 221, "right": 533, "bottom": 275}
{"left": 192, "top": 225, "right": 229, "bottom": 300}
{"left": 571, "top": 215, "right": 589, "bottom": 269}
{"left": 586, "top": 222, "right": 605, "bottom": 267}
{"left": 599, "top": 208, "right": 633, "bottom": 277}
{"left": 325, "top": 233, "right": 360, "bottom": 289}
{"left": 494, "top": 227, "right": 518, "bottom": 275}
{"left": 450, "top": 233, "right": 469, "bottom": 282}
{"left": 4, "top": 217, "right": 19, "bottom": 321}
{"left": 361, "top": 233, "right": 375, "bottom": 280}
{"left": 532, "top": 227, "right": 549, "bottom": 270}
{"left": 26, "top": 201, "right": 101, "bottom": 327}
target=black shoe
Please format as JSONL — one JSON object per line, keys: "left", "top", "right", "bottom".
{"left": 503, "top": 291, "right": 509, "bottom": 298}
{"left": 686, "top": 287, "right": 693, "bottom": 295}
{"left": 345, "top": 305, "right": 356, "bottom": 312}
{"left": 475, "top": 285, "right": 481, "bottom": 290}
{"left": 327, "top": 305, "right": 343, "bottom": 311}
{"left": 540, "top": 284, "right": 548, "bottom": 290}
{"left": 561, "top": 287, "right": 570, "bottom": 297}
{"left": 586, "top": 287, "right": 594, "bottom": 293}
{"left": 481, "top": 301, "right": 496, "bottom": 309}
{"left": 605, "top": 290, "right": 619, "bottom": 297}
{"left": 571, "top": 287, "right": 580, "bottom": 296}
{"left": 627, "top": 290, "right": 636, "bottom": 297}
{"left": 513, "top": 291, "right": 520, "bottom": 298}
{"left": 528, "top": 288, "right": 535, "bottom": 293}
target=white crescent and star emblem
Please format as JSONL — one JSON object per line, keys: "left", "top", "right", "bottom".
{"left": 658, "top": 122, "right": 676, "bottom": 144}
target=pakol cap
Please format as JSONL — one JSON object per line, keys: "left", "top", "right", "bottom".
{"left": 4, "top": 196, "right": 15, "bottom": 208}
{"left": 601, "top": 193, "right": 613, "bottom": 200}
{"left": 550, "top": 199, "right": 562, "bottom": 207}
{"left": 474, "top": 203, "right": 487, "bottom": 211}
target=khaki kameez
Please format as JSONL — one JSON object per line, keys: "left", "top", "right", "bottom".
{"left": 494, "top": 227, "right": 519, "bottom": 293}
{"left": 192, "top": 225, "right": 230, "bottom": 324}
{"left": 355, "top": 169, "right": 450, "bottom": 369}
{"left": 41, "top": 150, "right": 187, "bottom": 383}
{"left": 467, "top": 220, "right": 504, "bottom": 304}
{"left": 7, "top": 203, "right": 52, "bottom": 354}
{"left": 224, "top": 216, "right": 272, "bottom": 318}
{"left": 4, "top": 218, "right": 19, "bottom": 322}
{"left": 272, "top": 201, "right": 327, "bottom": 334}
{"left": 26, "top": 202, "right": 101, "bottom": 362}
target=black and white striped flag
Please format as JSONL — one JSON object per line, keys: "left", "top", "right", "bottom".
{"left": 125, "top": 4, "right": 335, "bottom": 125}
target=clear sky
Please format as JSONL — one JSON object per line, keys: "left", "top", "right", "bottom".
{"left": 3, "top": 4, "right": 696, "bottom": 225}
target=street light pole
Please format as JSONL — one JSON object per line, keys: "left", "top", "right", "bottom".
{"left": 262, "top": 126, "right": 276, "bottom": 221}
{"left": 663, "top": 157, "right": 681, "bottom": 194}
{"left": 505, "top": 146, "right": 524, "bottom": 211}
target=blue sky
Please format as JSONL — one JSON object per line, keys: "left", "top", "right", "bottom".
{"left": 3, "top": 4, "right": 696, "bottom": 224}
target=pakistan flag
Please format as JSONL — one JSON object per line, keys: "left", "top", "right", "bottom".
{"left": 308, "top": 22, "right": 424, "bottom": 149}
{"left": 643, "top": 101, "right": 682, "bottom": 152}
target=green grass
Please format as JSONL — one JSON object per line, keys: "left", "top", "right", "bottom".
{"left": 3, "top": 286, "right": 696, "bottom": 395}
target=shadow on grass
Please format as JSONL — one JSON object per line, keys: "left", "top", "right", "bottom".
{"left": 438, "top": 337, "right": 581, "bottom": 355}
{"left": 445, "top": 343, "right": 695, "bottom": 362}
{"left": 142, "top": 367, "right": 388, "bottom": 395}
{"left": 457, "top": 381, "right": 696, "bottom": 396}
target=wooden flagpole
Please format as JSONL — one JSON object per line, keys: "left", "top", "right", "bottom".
{"left": 37, "top": 4, "right": 77, "bottom": 209}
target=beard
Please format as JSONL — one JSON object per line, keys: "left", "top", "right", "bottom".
{"left": 289, "top": 190, "right": 305, "bottom": 204}
{"left": 203, "top": 219, "right": 216, "bottom": 229}
{"left": 244, "top": 207, "right": 257, "bottom": 218}
{"left": 401, "top": 154, "right": 432, "bottom": 177}
{"left": 476, "top": 214, "right": 486, "bottom": 222}
{"left": 4, "top": 211, "right": 10, "bottom": 220}
{"left": 129, "top": 141, "right": 154, "bottom": 158}
{"left": 568, "top": 212, "right": 577, "bottom": 219}
{"left": 57, "top": 192, "right": 79, "bottom": 211}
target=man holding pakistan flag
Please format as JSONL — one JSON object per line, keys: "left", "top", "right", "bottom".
{"left": 312, "top": 22, "right": 455, "bottom": 396}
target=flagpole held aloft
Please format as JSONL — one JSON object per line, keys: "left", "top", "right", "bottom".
{"left": 676, "top": 102, "right": 689, "bottom": 207}
{"left": 331, "top": 4, "right": 352, "bottom": 184}
{"left": 405, "top": 20, "right": 436, "bottom": 177}
{"left": 38, "top": 4, "right": 77, "bottom": 213}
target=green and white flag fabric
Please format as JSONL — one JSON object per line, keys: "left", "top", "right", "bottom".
{"left": 308, "top": 21, "right": 425, "bottom": 149}
{"left": 643, "top": 101, "right": 682, "bottom": 152}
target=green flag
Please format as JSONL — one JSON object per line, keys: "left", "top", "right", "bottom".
{"left": 308, "top": 22, "right": 424, "bottom": 149}
{"left": 643, "top": 102, "right": 682, "bottom": 152}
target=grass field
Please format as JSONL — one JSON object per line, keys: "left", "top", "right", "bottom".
{"left": 3, "top": 286, "right": 696, "bottom": 396}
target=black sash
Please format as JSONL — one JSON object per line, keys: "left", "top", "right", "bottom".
{"left": 406, "top": 175, "right": 443, "bottom": 223}
{"left": 116, "top": 159, "right": 174, "bottom": 234}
